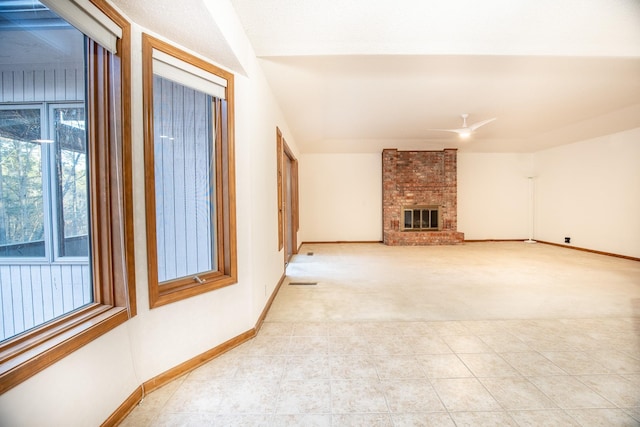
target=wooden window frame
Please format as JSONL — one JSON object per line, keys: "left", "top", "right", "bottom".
{"left": 0, "top": 0, "right": 135, "bottom": 394}
{"left": 142, "top": 34, "right": 237, "bottom": 308}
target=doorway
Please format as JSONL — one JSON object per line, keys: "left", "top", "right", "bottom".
{"left": 283, "top": 148, "right": 296, "bottom": 263}
{"left": 277, "top": 127, "right": 298, "bottom": 265}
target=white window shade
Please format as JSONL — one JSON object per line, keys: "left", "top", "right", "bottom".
{"left": 40, "top": 0, "right": 122, "bottom": 54}
{"left": 152, "top": 50, "right": 227, "bottom": 100}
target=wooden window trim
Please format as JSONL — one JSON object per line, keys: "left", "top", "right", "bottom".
{"left": 142, "top": 34, "right": 237, "bottom": 309}
{"left": 0, "top": 0, "right": 135, "bottom": 394}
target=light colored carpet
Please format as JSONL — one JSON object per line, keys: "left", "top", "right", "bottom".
{"left": 269, "top": 242, "right": 640, "bottom": 321}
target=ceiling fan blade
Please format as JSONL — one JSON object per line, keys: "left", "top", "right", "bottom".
{"left": 468, "top": 117, "right": 496, "bottom": 131}
{"left": 426, "top": 128, "right": 466, "bottom": 134}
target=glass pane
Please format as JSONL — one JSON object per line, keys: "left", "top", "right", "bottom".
{"left": 421, "top": 209, "right": 430, "bottom": 228}
{"left": 412, "top": 209, "right": 420, "bottom": 229}
{"left": 0, "top": 109, "right": 45, "bottom": 257}
{"left": 0, "top": 2, "right": 92, "bottom": 342}
{"left": 54, "top": 107, "right": 89, "bottom": 257}
{"left": 431, "top": 210, "right": 438, "bottom": 229}
{"left": 403, "top": 210, "right": 412, "bottom": 229}
{"left": 153, "top": 75, "right": 216, "bottom": 283}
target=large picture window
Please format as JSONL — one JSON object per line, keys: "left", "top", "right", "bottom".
{"left": 0, "top": 0, "right": 134, "bottom": 393}
{"left": 143, "top": 34, "right": 236, "bottom": 308}
{"left": 0, "top": 103, "right": 91, "bottom": 341}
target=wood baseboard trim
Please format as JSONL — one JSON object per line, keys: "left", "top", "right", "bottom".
{"left": 537, "top": 240, "right": 640, "bottom": 262}
{"left": 464, "top": 239, "right": 527, "bottom": 243}
{"left": 464, "top": 239, "right": 639, "bottom": 261}
{"left": 301, "top": 240, "right": 383, "bottom": 245}
{"left": 142, "top": 328, "right": 256, "bottom": 395}
{"left": 255, "top": 273, "right": 286, "bottom": 333}
{"left": 100, "top": 385, "right": 144, "bottom": 427}
{"left": 105, "top": 270, "right": 288, "bottom": 425}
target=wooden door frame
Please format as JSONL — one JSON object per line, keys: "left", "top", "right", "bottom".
{"left": 276, "top": 127, "right": 298, "bottom": 265}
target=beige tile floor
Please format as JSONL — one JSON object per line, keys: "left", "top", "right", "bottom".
{"left": 122, "top": 242, "right": 640, "bottom": 426}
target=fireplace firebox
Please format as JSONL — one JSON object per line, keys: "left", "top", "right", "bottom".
{"left": 403, "top": 206, "right": 440, "bottom": 231}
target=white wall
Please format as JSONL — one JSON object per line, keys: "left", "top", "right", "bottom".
{"left": 0, "top": 2, "right": 298, "bottom": 425}
{"left": 296, "top": 141, "right": 639, "bottom": 255}
{"left": 235, "top": 41, "right": 300, "bottom": 313}
{"left": 458, "top": 153, "right": 533, "bottom": 240}
{"left": 534, "top": 127, "right": 640, "bottom": 258}
{"left": 0, "top": 325, "right": 139, "bottom": 426}
{"left": 299, "top": 151, "right": 534, "bottom": 243}
{"left": 300, "top": 153, "right": 382, "bottom": 242}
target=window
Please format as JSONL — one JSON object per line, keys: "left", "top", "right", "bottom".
{"left": 0, "top": 107, "right": 46, "bottom": 258}
{"left": 0, "top": 103, "right": 91, "bottom": 338}
{"left": 0, "top": 104, "right": 88, "bottom": 261}
{"left": 142, "top": 34, "right": 236, "bottom": 308}
{"left": 52, "top": 105, "right": 89, "bottom": 258}
{"left": 403, "top": 206, "right": 440, "bottom": 230}
{"left": 0, "top": 0, "right": 134, "bottom": 393}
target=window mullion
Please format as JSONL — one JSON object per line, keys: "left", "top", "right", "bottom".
{"left": 39, "top": 104, "right": 54, "bottom": 263}
{"left": 45, "top": 104, "right": 57, "bottom": 262}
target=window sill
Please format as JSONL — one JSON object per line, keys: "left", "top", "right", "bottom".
{"left": 151, "top": 274, "right": 237, "bottom": 308}
{"left": 0, "top": 304, "right": 129, "bottom": 394}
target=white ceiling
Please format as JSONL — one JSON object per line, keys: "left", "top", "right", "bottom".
{"left": 229, "top": 0, "right": 640, "bottom": 153}
{"left": 110, "top": 0, "right": 245, "bottom": 74}
{"left": 93, "top": 0, "right": 640, "bottom": 153}
{"left": 4, "top": 1, "right": 638, "bottom": 154}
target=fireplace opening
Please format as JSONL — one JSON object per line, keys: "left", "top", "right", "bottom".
{"left": 403, "top": 206, "right": 440, "bottom": 231}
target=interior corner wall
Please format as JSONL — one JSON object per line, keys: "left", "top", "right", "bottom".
{"left": 300, "top": 153, "right": 382, "bottom": 242}
{"left": 533, "top": 127, "right": 640, "bottom": 258}
{"left": 236, "top": 49, "right": 300, "bottom": 314}
{"left": 457, "top": 152, "right": 533, "bottom": 240}
{"left": 201, "top": 0, "right": 301, "bottom": 319}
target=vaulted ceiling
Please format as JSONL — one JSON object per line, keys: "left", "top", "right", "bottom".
{"left": 229, "top": 0, "right": 640, "bottom": 153}
{"left": 88, "top": 1, "right": 640, "bottom": 153}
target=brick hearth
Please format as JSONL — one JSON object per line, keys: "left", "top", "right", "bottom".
{"left": 382, "top": 148, "right": 464, "bottom": 245}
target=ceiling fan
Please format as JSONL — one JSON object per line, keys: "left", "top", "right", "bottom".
{"left": 429, "top": 114, "right": 496, "bottom": 138}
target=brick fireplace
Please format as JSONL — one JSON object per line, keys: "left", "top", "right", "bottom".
{"left": 382, "top": 148, "right": 464, "bottom": 245}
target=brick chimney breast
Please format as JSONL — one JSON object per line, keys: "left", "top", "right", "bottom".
{"left": 382, "top": 149, "right": 464, "bottom": 245}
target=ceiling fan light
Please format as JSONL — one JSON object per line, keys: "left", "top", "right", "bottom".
{"left": 459, "top": 131, "right": 471, "bottom": 138}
